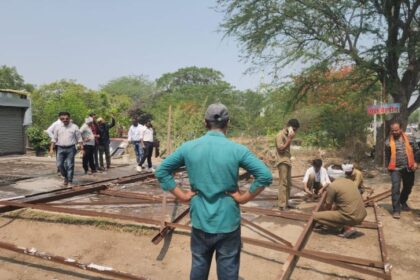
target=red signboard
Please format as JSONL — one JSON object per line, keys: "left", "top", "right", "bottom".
{"left": 367, "top": 103, "right": 400, "bottom": 115}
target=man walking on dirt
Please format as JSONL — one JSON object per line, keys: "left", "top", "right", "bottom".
{"left": 156, "top": 103, "right": 272, "bottom": 280}
{"left": 49, "top": 112, "right": 83, "bottom": 186}
{"left": 127, "top": 117, "right": 146, "bottom": 172}
{"left": 275, "top": 119, "right": 300, "bottom": 210}
{"left": 385, "top": 120, "right": 419, "bottom": 219}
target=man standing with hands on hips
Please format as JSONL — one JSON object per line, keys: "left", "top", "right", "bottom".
{"left": 156, "top": 103, "right": 272, "bottom": 280}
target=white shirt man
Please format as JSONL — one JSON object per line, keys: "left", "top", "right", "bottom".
{"left": 46, "top": 118, "right": 62, "bottom": 139}
{"left": 128, "top": 121, "right": 146, "bottom": 172}
{"left": 303, "top": 166, "right": 330, "bottom": 187}
{"left": 303, "top": 159, "right": 331, "bottom": 196}
{"left": 127, "top": 124, "right": 146, "bottom": 142}
{"left": 142, "top": 126, "right": 154, "bottom": 142}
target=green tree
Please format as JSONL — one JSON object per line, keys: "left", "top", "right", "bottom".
{"left": 0, "top": 65, "right": 33, "bottom": 91}
{"left": 219, "top": 0, "right": 420, "bottom": 162}
{"left": 156, "top": 66, "right": 228, "bottom": 92}
{"left": 31, "top": 80, "right": 104, "bottom": 128}
{"left": 101, "top": 75, "right": 156, "bottom": 105}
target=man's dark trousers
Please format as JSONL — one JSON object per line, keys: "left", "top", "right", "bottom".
{"left": 390, "top": 168, "right": 415, "bottom": 213}
{"left": 99, "top": 143, "right": 111, "bottom": 168}
{"left": 190, "top": 227, "right": 241, "bottom": 280}
{"left": 139, "top": 141, "right": 154, "bottom": 168}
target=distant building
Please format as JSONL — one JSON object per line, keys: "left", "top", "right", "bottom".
{"left": 0, "top": 89, "right": 32, "bottom": 155}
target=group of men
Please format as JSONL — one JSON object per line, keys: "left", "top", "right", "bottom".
{"left": 155, "top": 103, "right": 419, "bottom": 280}
{"left": 47, "top": 112, "right": 115, "bottom": 186}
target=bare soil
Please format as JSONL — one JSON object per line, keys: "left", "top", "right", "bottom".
{"left": 0, "top": 153, "right": 419, "bottom": 280}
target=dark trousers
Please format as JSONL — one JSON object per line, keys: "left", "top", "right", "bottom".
{"left": 57, "top": 146, "right": 76, "bottom": 183}
{"left": 390, "top": 168, "right": 415, "bottom": 213}
{"left": 190, "top": 227, "right": 241, "bottom": 280}
{"left": 93, "top": 144, "right": 99, "bottom": 169}
{"left": 82, "top": 145, "right": 96, "bottom": 172}
{"left": 139, "top": 141, "right": 153, "bottom": 168}
{"left": 98, "top": 143, "right": 111, "bottom": 168}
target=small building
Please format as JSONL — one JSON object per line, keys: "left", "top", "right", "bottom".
{"left": 0, "top": 89, "right": 32, "bottom": 155}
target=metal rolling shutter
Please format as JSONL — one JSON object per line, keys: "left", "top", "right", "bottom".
{"left": 0, "top": 107, "right": 24, "bottom": 155}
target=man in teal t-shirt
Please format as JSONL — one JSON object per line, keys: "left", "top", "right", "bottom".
{"left": 156, "top": 103, "right": 272, "bottom": 280}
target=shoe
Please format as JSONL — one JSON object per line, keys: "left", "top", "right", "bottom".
{"left": 338, "top": 227, "right": 357, "bottom": 238}
{"left": 149, "top": 167, "right": 155, "bottom": 172}
{"left": 136, "top": 166, "right": 142, "bottom": 172}
{"left": 401, "top": 203, "right": 411, "bottom": 212}
{"left": 392, "top": 212, "right": 401, "bottom": 219}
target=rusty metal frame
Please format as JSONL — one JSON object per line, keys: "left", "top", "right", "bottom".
{"left": 0, "top": 172, "right": 393, "bottom": 280}
{"left": 0, "top": 240, "right": 146, "bottom": 280}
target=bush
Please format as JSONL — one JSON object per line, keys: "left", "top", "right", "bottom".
{"left": 27, "top": 126, "right": 50, "bottom": 155}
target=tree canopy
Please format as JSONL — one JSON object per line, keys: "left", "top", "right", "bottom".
{"left": 218, "top": 0, "right": 420, "bottom": 125}
{"left": 0, "top": 65, "right": 33, "bottom": 91}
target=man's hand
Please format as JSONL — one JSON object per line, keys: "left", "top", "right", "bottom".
{"left": 229, "top": 190, "right": 247, "bottom": 204}
{"left": 170, "top": 187, "right": 196, "bottom": 203}
{"left": 181, "top": 190, "right": 196, "bottom": 202}
{"left": 412, "top": 162, "right": 418, "bottom": 171}
{"left": 287, "top": 129, "right": 296, "bottom": 140}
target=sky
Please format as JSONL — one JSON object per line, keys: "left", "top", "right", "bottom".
{"left": 0, "top": 0, "right": 268, "bottom": 91}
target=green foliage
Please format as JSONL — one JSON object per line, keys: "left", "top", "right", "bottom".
{"left": 26, "top": 126, "right": 50, "bottom": 152}
{"left": 31, "top": 80, "right": 100, "bottom": 128}
{"left": 0, "top": 65, "right": 33, "bottom": 91}
{"left": 218, "top": 0, "right": 420, "bottom": 142}
{"left": 156, "top": 66, "right": 227, "bottom": 92}
{"left": 101, "top": 75, "right": 155, "bottom": 103}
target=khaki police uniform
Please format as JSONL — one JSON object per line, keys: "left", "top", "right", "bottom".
{"left": 275, "top": 128, "right": 291, "bottom": 208}
{"left": 314, "top": 178, "right": 367, "bottom": 228}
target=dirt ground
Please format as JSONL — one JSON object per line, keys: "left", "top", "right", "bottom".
{"left": 0, "top": 151, "right": 419, "bottom": 280}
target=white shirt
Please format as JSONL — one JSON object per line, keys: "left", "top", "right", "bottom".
{"left": 52, "top": 123, "right": 82, "bottom": 146}
{"left": 127, "top": 124, "right": 145, "bottom": 141}
{"left": 80, "top": 123, "right": 95, "bottom": 146}
{"left": 45, "top": 119, "right": 62, "bottom": 139}
{"left": 142, "top": 127, "right": 154, "bottom": 142}
{"left": 303, "top": 166, "right": 331, "bottom": 187}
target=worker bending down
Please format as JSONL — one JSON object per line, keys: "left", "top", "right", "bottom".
{"left": 342, "top": 163, "right": 365, "bottom": 194}
{"left": 314, "top": 169, "right": 367, "bottom": 238}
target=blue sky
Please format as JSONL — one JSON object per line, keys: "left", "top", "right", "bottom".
{"left": 0, "top": 0, "right": 268, "bottom": 90}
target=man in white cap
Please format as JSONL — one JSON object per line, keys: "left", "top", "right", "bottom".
{"left": 80, "top": 117, "right": 97, "bottom": 174}
{"left": 314, "top": 168, "right": 367, "bottom": 238}
{"left": 342, "top": 163, "right": 365, "bottom": 194}
{"left": 156, "top": 103, "right": 272, "bottom": 280}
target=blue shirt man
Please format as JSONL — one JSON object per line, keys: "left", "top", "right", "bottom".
{"left": 156, "top": 103, "right": 272, "bottom": 280}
